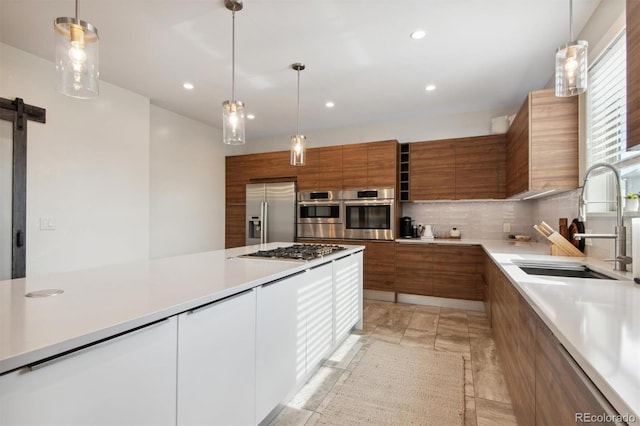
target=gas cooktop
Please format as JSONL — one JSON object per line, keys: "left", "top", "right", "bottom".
{"left": 240, "top": 244, "right": 346, "bottom": 261}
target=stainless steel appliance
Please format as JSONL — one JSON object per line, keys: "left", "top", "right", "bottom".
{"left": 342, "top": 188, "right": 395, "bottom": 240}
{"left": 297, "top": 190, "right": 343, "bottom": 239}
{"left": 246, "top": 182, "right": 296, "bottom": 245}
{"left": 239, "top": 244, "right": 346, "bottom": 261}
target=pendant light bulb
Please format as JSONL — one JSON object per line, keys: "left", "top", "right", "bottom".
{"left": 222, "top": 0, "right": 246, "bottom": 145}
{"left": 290, "top": 63, "right": 306, "bottom": 166}
{"left": 555, "top": 0, "right": 588, "bottom": 97}
{"left": 54, "top": 0, "right": 99, "bottom": 99}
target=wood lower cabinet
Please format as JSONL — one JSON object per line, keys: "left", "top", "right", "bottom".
{"left": 362, "top": 240, "right": 395, "bottom": 292}
{"left": 506, "top": 89, "right": 579, "bottom": 197}
{"left": 486, "top": 258, "right": 619, "bottom": 426}
{"left": 628, "top": 0, "right": 640, "bottom": 150}
{"left": 395, "top": 243, "right": 483, "bottom": 301}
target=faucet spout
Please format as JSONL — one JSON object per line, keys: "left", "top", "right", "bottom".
{"left": 577, "top": 163, "right": 628, "bottom": 272}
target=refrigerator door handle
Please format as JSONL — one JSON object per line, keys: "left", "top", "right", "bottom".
{"left": 262, "top": 201, "right": 269, "bottom": 243}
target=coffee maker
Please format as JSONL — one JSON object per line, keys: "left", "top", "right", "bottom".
{"left": 400, "top": 216, "right": 414, "bottom": 238}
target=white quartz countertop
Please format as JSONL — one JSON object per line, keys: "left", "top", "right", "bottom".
{"left": 471, "top": 240, "right": 639, "bottom": 423}
{"left": 0, "top": 243, "right": 364, "bottom": 375}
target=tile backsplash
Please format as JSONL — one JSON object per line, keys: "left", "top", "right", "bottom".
{"left": 402, "top": 189, "right": 624, "bottom": 261}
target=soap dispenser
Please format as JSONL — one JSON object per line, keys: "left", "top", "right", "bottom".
{"left": 449, "top": 227, "right": 461, "bottom": 238}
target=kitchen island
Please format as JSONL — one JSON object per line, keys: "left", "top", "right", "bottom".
{"left": 0, "top": 242, "right": 364, "bottom": 425}
{"left": 397, "top": 237, "right": 640, "bottom": 425}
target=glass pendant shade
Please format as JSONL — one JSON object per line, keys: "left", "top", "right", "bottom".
{"left": 555, "top": 40, "right": 588, "bottom": 97}
{"left": 290, "top": 135, "right": 306, "bottom": 166}
{"left": 54, "top": 17, "right": 99, "bottom": 99}
{"left": 222, "top": 100, "right": 246, "bottom": 145}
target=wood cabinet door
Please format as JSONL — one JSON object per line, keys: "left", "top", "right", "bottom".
{"left": 455, "top": 135, "right": 506, "bottom": 199}
{"left": 317, "top": 146, "right": 343, "bottom": 190}
{"left": 506, "top": 98, "right": 530, "bottom": 197}
{"left": 225, "top": 204, "right": 245, "bottom": 248}
{"left": 363, "top": 241, "right": 395, "bottom": 291}
{"left": 367, "top": 140, "right": 397, "bottom": 188}
{"left": 410, "top": 140, "right": 456, "bottom": 200}
{"left": 628, "top": 0, "right": 640, "bottom": 150}
{"left": 535, "top": 317, "right": 617, "bottom": 426}
{"left": 296, "top": 147, "right": 319, "bottom": 191}
{"left": 342, "top": 143, "right": 368, "bottom": 189}
{"left": 431, "top": 245, "right": 483, "bottom": 300}
{"left": 252, "top": 151, "right": 297, "bottom": 179}
{"left": 225, "top": 155, "right": 250, "bottom": 204}
{"left": 394, "top": 243, "right": 432, "bottom": 295}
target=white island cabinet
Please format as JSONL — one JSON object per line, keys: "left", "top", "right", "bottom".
{"left": 255, "top": 262, "right": 335, "bottom": 424}
{"left": 177, "top": 288, "right": 257, "bottom": 426}
{"left": 334, "top": 251, "right": 363, "bottom": 341}
{"left": 0, "top": 317, "right": 177, "bottom": 426}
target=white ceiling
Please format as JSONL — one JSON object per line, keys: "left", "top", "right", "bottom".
{"left": 0, "top": 0, "right": 603, "bottom": 140}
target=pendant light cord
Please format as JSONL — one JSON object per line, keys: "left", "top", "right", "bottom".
{"left": 569, "top": 0, "right": 573, "bottom": 42}
{"left": 296, "top": 69, "right": 300, "bottom": 135}
{"left": 231, "top": 9, "right": 236, "bottom": 101}
{"left": 75, "top": 0, "right": 78, "bottom": 21}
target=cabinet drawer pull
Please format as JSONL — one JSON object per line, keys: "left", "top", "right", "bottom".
{"left": 187, "top": 288, "right": 254, "bottom": 315}
{"left": 28, "top": 318, "right": 171, "bottom": 372}
{"left": 260, "top": 269, "right": 307, "bottom": 288}
{"left": 556, "top": 343, "right": 622, "bottom": 424}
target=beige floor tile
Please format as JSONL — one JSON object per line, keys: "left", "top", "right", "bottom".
{"left": 269, "top": 406, "right": 314, "bottom": 426}
{"left": 323, "top": 335, "right": 365, "bottom": 369}
{"left": 437, "top": 320, "right": 470, "bottom": 338}
{"left": 413, "top": 304, "right": 441, "bottom": 314}
{"left": 435, "top": 334, "right": 471, "bottom": 355}
{"left": 475, "top": 398, "right": 518, "bottom": 426}
{"left": 464, "top": 357, "right": 475, "bottom": 397}
{"left": 440, "top": 307, "right": 469, "bottom": 320}
{"left": 314, "top": 391, "right": 337, "bottom": 414}
{"left": 369, "top": 325, "right": 404, "bottom": 344}
{"left": 305, "top": 412, "right": 321, "bottom": 426}
{"left": 465, "top": 396, "right": 478, "bottom": 426}
{"left": 400, "top": 328, "right": 436, "bottom": 348}
{"left": 470, "top": 337, "right": 501, "bottom": 367}
{"left": 467, "top": 310, "right": 488, "bottom": 320}
{"left": 407, "top": 311, "right": 439, "bottom": 332}
{"left": 472, "top": 362, "right": 512, "bottom": 404}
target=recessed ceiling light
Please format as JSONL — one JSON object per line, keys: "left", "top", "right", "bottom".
{"left": 425, "top": 84, "right": 436, "bottom": 92}
{"left": 247, "top": 114, "right": 255, "bottom": 120}
{"left": 183, "top": 82, "right": 194, "bottom": 90}
{"left": 410, "top": 30, "right": 426, "bottom": 40}
{"left": 325, "top": 101, "right": 335, "bottom": 108}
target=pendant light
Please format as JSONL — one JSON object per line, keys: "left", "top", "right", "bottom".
{"left": 54, "top": 0, "right": 99, "bottom": 99}
{"left": 555, "top": 0, "right": 588, "bottom": 97}
{"left": 222, "top": 0, "right": 246, "bottom": 145}
{"left": 290, "top": 63, "right": 306, "bottom": 166}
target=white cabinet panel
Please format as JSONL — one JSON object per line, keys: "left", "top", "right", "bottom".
{"left": 177, "top": 289, "right": 256, "bottom": 426}
{"left": 335, "top": 252, "right": 363, "bottom": 341}
{"left": 0, "top": 317, "right": 177, "bottom": 426}
{"left": 303, "top": 263, "right": 334, "bottom": 372}
{"left": 255, "top": 272, "right": 306, "bottom": 424}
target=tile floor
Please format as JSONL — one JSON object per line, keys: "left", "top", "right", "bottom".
{"left": 269, "top": 299, "right": 518, "bottom": 426}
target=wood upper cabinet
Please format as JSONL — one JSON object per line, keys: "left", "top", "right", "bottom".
{"left": 342, "top": 144, "right": 368, "bottom": 188}
{"left": 505, "top": 89, "right": 579, "bottom": 198}
{"left": 409, "top": 135, "right": 505, "bottom": 201}
{"left": 367, "top": 140, "right": 397, "bottom": 188}
{"left": 627, "top": 0, "right": 640, "bottom": 150}
{"left": 410, "top": 140, "right": 456, "bottom": 200}
{"left": 297, "top": 146, "right": 343, "bottom": 191}
{"left": 455, "top": 135, "right": 506, "bottom": 199}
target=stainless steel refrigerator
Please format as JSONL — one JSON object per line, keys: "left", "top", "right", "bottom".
{"left": 246, "top": 182, "right": 296, "bottom": 245}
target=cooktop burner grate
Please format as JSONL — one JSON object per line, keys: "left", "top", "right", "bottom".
{"left": 241, "top": 244, "right": 346, "bottom": 261}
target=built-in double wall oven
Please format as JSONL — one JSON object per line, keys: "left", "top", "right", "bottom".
{"left": 297, "top": 190, "right": 343, "bottom": 239}
{"left": 296, "top": 188, "right": 395, "bottom": 241}
{"left": 342, "top": 189, "right": 394, "bottom": 240}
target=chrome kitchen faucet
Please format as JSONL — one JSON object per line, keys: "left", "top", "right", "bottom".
{"left": 573, "top": 163, "right": 631, "bottom": 271}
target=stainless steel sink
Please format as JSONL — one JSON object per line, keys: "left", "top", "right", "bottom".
{"left": 512, "top": 260, "right": 618, "bottom": 280}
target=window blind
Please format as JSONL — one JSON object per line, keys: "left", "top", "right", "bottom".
{"left": 587, "top": 30, "right": 627, "bottom": 166}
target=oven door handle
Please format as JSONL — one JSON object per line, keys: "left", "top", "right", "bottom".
{"left": 343, "top": 200, "right": 394, "bottom": 206}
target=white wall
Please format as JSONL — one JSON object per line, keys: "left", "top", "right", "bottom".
{"left": 225, "top": 107, "right": 514, "bottom": 155}
{"left": 0, "top": 43, "right": 150, "bottom": 276}
{"left": 149, "top": 106, "right": 225, "bottom": 258}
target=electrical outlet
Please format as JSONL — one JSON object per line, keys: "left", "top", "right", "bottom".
{"left": 39, "top": 216, "right": 56, "bottom": 231}
{"left": 503, "top": 223, "right": 511, "bottom": 233}
{"left": 585, "top": 229, "right": 592, "bottom": 246}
